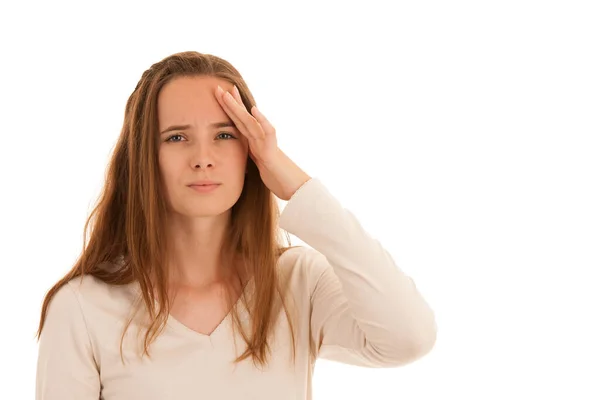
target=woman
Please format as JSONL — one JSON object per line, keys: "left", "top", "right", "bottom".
{"left": 35, "top": 51, "right": 437, "bottom": 399}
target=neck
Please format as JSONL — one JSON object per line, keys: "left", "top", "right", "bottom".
{"left": 164, "top": 212, "right": 232, "bottom": 289}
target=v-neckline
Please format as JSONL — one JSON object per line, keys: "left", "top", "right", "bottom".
{"left": 163, "top": 276, "right": 255, "bottom": 340}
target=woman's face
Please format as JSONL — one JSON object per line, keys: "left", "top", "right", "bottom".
{"left": 157, "top": 75, "right": 249, "bottom": 218}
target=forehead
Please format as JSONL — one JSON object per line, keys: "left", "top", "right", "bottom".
{"left": 157, "top": 76, "right": 231, "bottom": 126}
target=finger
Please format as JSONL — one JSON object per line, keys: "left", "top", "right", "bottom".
{"left": 251, "top": 106, "right": 276, "bottom": 137}
{"left": 214, "top": 86, "right": 251, "bottom": 136}
{"left": 233, "top": 85, "right": 244, "bottom": 105}
{"left": 222, "top": 89, "right": 265, "bottom": 140}
{"left": 221, "top": 95, "right": 253, "bottom": 139}
{"left": 224, "top": 86, "right": 274, "bottom": 141}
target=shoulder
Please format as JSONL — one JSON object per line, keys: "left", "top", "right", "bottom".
{"left": 61, "top": 274, "right": 139, "bottom": 320}
{"left": 67, "top": 273, "right": 133, "bottom": 298}
{"left": 276, "top": 245, "right": 331, "bottom": 294}
{"left": 42, "top": 276, "right": 104, "bottom": 333}
{"left": 47, "top": 275, "right": 104, "bottom": 310}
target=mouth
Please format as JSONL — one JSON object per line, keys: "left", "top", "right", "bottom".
{"left": 188, "top": 184, "right": 220, "bottom": 193}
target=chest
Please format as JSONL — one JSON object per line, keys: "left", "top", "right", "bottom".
{"left": 96, "top": 280, "right": 309, "bottom": 400}
{"left": 168, "top": 284, "right": 233, "bottom": 336}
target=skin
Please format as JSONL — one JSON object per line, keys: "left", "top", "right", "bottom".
{"left": 156, "top": 76, "right": 310, "bottom": 334}
{"left": 157, "top": 75, "right": 249, "bottom": 290}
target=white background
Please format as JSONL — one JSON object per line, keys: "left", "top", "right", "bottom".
{"left": 1, "top": 0, "right": 599, "bottom": 398}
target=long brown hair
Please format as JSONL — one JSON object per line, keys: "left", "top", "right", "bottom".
{"left": 36, "top": 51, "right": 299, "bottom": 368}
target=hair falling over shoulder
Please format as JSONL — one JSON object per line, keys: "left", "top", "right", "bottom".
{"left": 35, "top": 51, "right": 302, "bottom": 368}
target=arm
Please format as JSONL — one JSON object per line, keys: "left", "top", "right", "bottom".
{"left": 36, "top": 280, "right": 101, "bottom": 399}
{"left": 279, "top": 178, "right": 437, "bottom": 367}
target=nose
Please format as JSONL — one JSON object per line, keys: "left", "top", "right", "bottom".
{"left": 191, "top": 140, "right": 215, "bottom": 170}
{"left": 194, "top": 161, "right": 212, "bottom": 170}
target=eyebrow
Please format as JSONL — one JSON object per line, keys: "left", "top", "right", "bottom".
{"left": 160, "top": 121, "right": 235, "bottom": 135}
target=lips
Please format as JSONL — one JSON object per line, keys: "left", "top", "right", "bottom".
{"left": 187, "top": 180, "right": 221, "bottom": 186}
{"left": 188, "top": 183, "right": 220, "bottom": 193}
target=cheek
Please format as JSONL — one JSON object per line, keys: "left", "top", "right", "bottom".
{"left": 223, "top": 142, "right": 248, "bottom": 160}
{"left": 232, "top": 147, "right": 249, "bottom": 169}
{"left": 158, "top": 153, "right": 180, "bottom": 185}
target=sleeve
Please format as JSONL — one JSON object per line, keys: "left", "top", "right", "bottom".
{"left": 278, "top": 177, "right": 437, "bottom": 368}
{"left": 36, "top": 280, "right": 101, "bottom": 399}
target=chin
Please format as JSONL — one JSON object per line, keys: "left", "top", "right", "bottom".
{"left": 177, "top": 204, "right": 230, "bottom": 218}
{"left": 167, "top": 186, "right": 244, "bottom": 217}
{"left": 177, "top": 198, "right": 240, "bottom": 219}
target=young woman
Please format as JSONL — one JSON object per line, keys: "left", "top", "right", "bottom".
{"left": 35, "top": 51, "right": 437, "bottom": 399}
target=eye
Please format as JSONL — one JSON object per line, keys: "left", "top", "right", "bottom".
{"left": 216, "top": 132, "right": 236, "bottom": 140}
{"left": 165, "top": 133, "right": 185, "bottom": 143}
{"left": 165, "top": 132, "right": 236, "bottom": 143}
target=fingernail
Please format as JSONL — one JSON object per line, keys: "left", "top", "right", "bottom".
{"left": 233, "top": 85, "right": 240, "bottom": 97}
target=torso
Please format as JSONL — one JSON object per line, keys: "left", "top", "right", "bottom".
{"left": 166, "top": 259, "right": 249, "bottom": 337}
{"left": 53, "top": 248, "right": 314, "bottom": 400}
{"left": 168, "top": 281, "right": 240, "bottom": 336}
